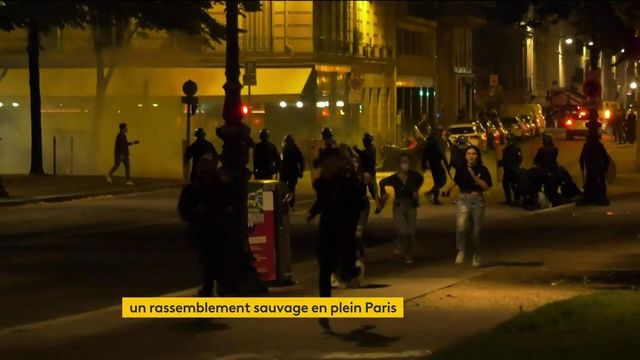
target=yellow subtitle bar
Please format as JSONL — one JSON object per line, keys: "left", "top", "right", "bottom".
{"left": 122, "top": 297, "right": 404, "bottom": 318}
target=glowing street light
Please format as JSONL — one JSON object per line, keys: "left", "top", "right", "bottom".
{"left": 588, "top": 41, "right": 594, "bottom": 46}
{"left": 296, "top": 101, "right": 303, "bottom": 108}
{"left": 565, "top": 38, "right": 573, "bottom": 45}
{"left": 336, "top": 100, "right": 345, "bottom": 107}
{"left": 11, "top": 102, "right": 19, "bottom": 107}
{"left": 0, "top": 102, "right": 3, "bottom": 108}
{"left": 279, "top": 101, "right": 287, "bottom": 108}
{"left": 630, "top": 81, "right": 638, "bottom": 90}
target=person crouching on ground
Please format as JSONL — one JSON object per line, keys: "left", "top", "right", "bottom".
{"left": 379, "top": 153, "right": 424, "bottom": 264}
{"left": 442, "top": 145, "right": 492, "bottom": 267}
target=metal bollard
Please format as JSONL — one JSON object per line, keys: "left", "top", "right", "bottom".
{"left": 70, "top": 137, "right": 74, "bottom": 174}
{"left": 53, "top": 136, "right": 57, "bottom": 176}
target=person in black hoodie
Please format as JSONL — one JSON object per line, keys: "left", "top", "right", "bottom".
{"left": 307, "top": 146, "right": 363, "bottom": 298}
{"left": 280, "top": 134, "right": 305, "bottom": 209}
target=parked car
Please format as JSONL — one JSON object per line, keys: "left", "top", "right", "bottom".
{"left": 448, "top": 122, "right": 488, "bottom": 152}
{"left": 499, "top": 116, "right": 526, "bottom": 139}
{"left": 503, "top": 103, "right": 546, "bottom": 134}
{"left": 519, "top": 114, "right": 538, "bottom": 137}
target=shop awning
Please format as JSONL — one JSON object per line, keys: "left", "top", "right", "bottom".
{"left": 0, "top": 67, "right": 312, "bottom": 97}
{"left": 396, "top": 75, "right": 434, "bottom": 88}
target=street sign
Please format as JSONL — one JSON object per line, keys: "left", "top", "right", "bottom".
{"left": 244, "top": 61, "right": 257, "bottom": 86}
{"left": 490, "top": 74, "right": 499, "bottom": 87}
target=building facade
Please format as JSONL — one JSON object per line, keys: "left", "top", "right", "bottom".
{"left": 0, "top": 1, "right": 398, "bottom": 178}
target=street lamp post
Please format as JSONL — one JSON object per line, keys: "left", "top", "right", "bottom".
{"left": 216, "top": 0, "right": 265, "bottom": 295}
{"left": 181, "top": 80, "right": 198, "bottom": 181}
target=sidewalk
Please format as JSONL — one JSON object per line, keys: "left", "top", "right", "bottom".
{"left": 0, "top": 175, "right": 182, "bottom": 206}
{"left": 2, "top": 188, "right": 639, "bottom": 359}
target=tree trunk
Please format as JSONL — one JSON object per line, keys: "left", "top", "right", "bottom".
{"left": 216, "top": 0, "right": 266, "bottom": 295}
{"left": 92, "top": 42, "right": 108, "bottom": 173}
{"left": 27, "top": 22, "right": 45, "bottom": 175}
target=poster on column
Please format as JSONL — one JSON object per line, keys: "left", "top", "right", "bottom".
{"left": 248, "top": 182, "right": 277, "bottom": 281}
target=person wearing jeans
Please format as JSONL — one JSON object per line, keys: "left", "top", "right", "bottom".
{"left": 442, "top": 145, "right": 492, "bottom": 267}
{"left": 379, "top": 153, "right": 424, "bottom": 264}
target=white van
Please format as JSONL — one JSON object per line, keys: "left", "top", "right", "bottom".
{"left": 502, "top": 104, "right": 546, "bottom": 135}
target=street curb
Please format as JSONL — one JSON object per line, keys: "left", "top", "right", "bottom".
{"left": 0, "top": 184, "right": 182, "bottom": 207}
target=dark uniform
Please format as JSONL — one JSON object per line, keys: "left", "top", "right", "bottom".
{"left": 579, "top": 131, "right": 610, "bottom": 206}
{"left": 626, "top": 110, "right": 637, "bottom": 144}
{"left": 500, "top": 141, "right": 523, "bottom": 204}
{"left": 534, "top": 137, "right": 560, "bottom": 206}
{"left": 280, "top": 139, "right": 305, "bottom": 208}
{"left": 253, "top": 140, "right": 281, "bottom": 180}
{"left": 422, "top": 131, "right": 449, "bottom": 204}
{"left": 184, "top": 138, "right": 217, "bottom": 181}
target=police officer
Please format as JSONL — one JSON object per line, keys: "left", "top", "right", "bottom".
{"left": 313, "top": 127, "right": 338, "bottom": 168}
{"left": 184, "top": 128, "right": 218, "bottom": 181}
{"left": 253, "top": 129, "right": 281, "bottom": 180}
{"left": 578, "top": 123, "right": 610, "bottom": 206}
{"left": 534, "top": 135, "right": 560, "bottom": 206}
{"left": 499, "top": 134, "right": 523, "bottom": 205}
{"left": 626, "top": 108, "right": 637, "bottom": 144}
{"left": 280, "top": 134, "right": 305, "bottom": 210}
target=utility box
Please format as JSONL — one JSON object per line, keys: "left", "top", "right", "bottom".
{"left": 248, "top": 180, "right": 293, "bottom": 286}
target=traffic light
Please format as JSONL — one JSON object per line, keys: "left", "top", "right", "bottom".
{"left": 241, "top": 104, "right": 251, "bottom": 115}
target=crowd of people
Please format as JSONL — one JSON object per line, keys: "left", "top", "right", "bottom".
{"left": 171, "top": 114, "right": 613, "bottom": 314}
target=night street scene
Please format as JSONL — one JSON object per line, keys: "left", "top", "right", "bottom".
{"left": 2, "top": 0, "right": 640, "bottom": 359}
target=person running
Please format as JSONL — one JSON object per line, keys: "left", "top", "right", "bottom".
{"left": 184, "top": 128, "right": 217, "bottom": 181}
{"left": 352, "top": 132, "right": 382, "bottom": 212}
{"left": 422, "top": 125, "right": 449, "bottom": 205}
{"left": 379, "top": 153, "right": 424, "bottom": 264}
{"left": 442, "top": 145, "right": 492, "bottom": 267}
{"left": 107, "top": 123, "right": 139, "bottom": 185}
{"left": 280, "top": 134, "right": 305, "bottom": 210}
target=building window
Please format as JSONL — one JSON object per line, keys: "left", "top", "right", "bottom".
{"left": 397, "top": 28, "right": 425, "bottom": 56}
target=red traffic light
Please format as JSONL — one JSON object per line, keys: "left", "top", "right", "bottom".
{"left": 241, "top": 104, "right": 251, "bottom": 115}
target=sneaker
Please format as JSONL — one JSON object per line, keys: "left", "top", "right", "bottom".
{"left": 125, "top": 180, "right": 134, "bottom": 186}
{"left": 106, "top": 175, "right": 112, "bottom": 184}
{"left": 455, "top": 251, "right": 465, "bottom": 264}
{"left": 472, "top": 254, "right": 481, "bottom": 267}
